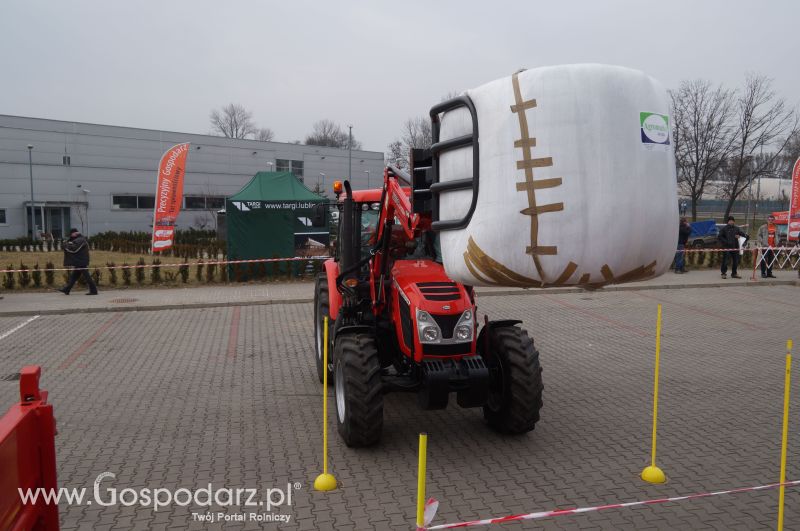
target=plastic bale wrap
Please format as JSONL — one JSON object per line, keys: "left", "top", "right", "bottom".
{"left": 437, "top": 64, "right": 678, "bottom": 288}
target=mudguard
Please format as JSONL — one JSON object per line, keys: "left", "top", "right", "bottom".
{"left": 323, "top": 259, "right": 341, "bottom": 320}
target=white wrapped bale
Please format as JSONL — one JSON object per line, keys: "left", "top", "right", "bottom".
{"left": 436, "top": 64, "right": 678, "bottom": 288}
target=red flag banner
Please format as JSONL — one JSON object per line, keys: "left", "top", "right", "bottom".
{"left": 152, "top": 143, "right": 189, "bottom": 252}
{"left": 789, "top": 156, "right": 800, "bottom": 242}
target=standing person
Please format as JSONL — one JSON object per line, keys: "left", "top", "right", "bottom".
{"left": 757, "top": 219, "right": 777, "bottom": 278}
{"left": 717, "top": 216, "right": 748, "bottom": 279}
{"left": 680, "top": 200, "right": 688, "bottom": 216}
{"left": 58, "top": 228, "right": 98, "bottom": 295}
{"left": 675, "top": 217, "right": 691, "bottom": 273}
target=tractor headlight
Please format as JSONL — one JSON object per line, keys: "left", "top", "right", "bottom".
{"left": 422, "top": 327, "right": 439, "bottom": 342}
{"left": 416, "top": 309, "right": 441, "bottom": 344}
{"left": 453, "top": 309, "right": 474, "bottom": 342}
{"left": 455, "top": 325, "right": 471, "bottom": 341}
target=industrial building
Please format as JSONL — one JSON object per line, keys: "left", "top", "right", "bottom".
{"left": 0, "top": 114, "right": 385, "bottom": 239}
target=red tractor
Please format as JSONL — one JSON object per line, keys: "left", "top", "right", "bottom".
{"left": 314, "top": 98, "right": 543, "bottom": 446}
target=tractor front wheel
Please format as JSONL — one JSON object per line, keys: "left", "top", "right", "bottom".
{"left": 482, "top": 325, "right": 543, "bottom": 434}
{"left": 314, "top": 273, "right": 333, "bottom": 383}
{"left": 334, "top": 332, "right": 383, "bottom": 447}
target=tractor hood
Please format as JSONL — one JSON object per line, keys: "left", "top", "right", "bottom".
{"left": 391, "top": 259, "right": 472, "bottom": 316}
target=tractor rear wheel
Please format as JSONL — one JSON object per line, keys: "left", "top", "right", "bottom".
{"left": 482, "top": 326, "right": 543, "bottom": 434}
{"left": 334, "top": 332, "right": 383, "bottom": 447}
{"left": 314, "top": 273, "right": 332, "bottom": 383}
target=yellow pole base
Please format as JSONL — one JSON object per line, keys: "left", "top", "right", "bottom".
{"left": 641, "top": 465, "right": 666, "bottom": 484}
{"left": 313, "top": 473, "right": 337, "bottom": 492}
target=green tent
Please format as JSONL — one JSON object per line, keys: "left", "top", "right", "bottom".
{"left": 226, "top": 172, "right": 328, "bottom": 277}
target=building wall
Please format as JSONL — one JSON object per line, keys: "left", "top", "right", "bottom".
{"left": 0, "top": 115, "right": 385, "bottom": 239}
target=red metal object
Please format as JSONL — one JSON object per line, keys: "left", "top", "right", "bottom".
{"left": 327, "top": 168, "right": 475, "bottom": 363}
{"left": 0, "top": 366, "right": 59, "bottom": 531}
{"left": 390, "top": 260, "right": 474, "bottom": 362}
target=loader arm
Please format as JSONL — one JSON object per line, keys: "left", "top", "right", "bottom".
{"left": 367, "top": 166, "right": 431, "bottom": 314}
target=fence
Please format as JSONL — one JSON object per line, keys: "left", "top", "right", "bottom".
{"left": 0, "top": 256, "right": 328, "bottom": 290}
{"left": 680, "top": 246, "right": 800, "bottom": 275}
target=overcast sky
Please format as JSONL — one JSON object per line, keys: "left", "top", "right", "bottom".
{"left": 2, "top": 1, "right": 798, "bottom": 154}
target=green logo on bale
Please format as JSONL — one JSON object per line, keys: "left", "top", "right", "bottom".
{"left": 640, "top": 112, "right": 670, "bottom": 145}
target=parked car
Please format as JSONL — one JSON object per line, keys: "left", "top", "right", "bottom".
{"left": 688, "top": 220, "right": 719, "bottom": 248}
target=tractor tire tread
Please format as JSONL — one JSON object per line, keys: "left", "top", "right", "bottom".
{"left": 314, "top": 273, "right": 331, "bottom": 383}
{"left": 484, "top": 326, "right": 543, "bottom": 434}
{"left": 336, "top": 333, "right": 383, "bottom": 447}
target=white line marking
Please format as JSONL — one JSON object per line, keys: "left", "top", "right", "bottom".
{"left": 0, "top": 315, "right": 40, "bottom": 341}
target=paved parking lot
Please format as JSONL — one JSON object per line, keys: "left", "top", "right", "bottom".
{"left": 1, "top": 284, "right": 799, "bottom": 530}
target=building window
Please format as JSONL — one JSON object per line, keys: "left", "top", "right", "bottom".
{"left": 275, "top": 159, "right": 304, "bottom": 179}
{"left": 62, "top": 155, "right": 71, "bottom": 166}
{"left": 206, "top": 197, "right": 224, "bottom": 209}
{"left": 137, "top": 195, "right": 155, "bottom": 209}
{"left": 291, "top": 160, "right": 304, "bottom": 179}
{"left": 0, "top": 209, "right": 6, "bottom": 224}
{"left": 184, "top": 196, "right": 225, "bottom": 210}
{"left": 185, "top": 196, "right": 206, "bottom": 210}
{"left": 112, "top": 195, "right": 155, "bottom": 209}
{"left": 112, "top": 195, "right": 138, "bottom": 209}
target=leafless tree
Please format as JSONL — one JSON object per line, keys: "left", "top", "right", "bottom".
{"left": 385, "top": 116, "right": 433, "bottom": 169}
{"left": 777, "top": 130, "right": 800, "bottom": 176}
{"left": 304, "top": 120, "right": 362, "bottom": 149}
{"left": 210, "top": 103, "right": 257, "bottom": 139}
{"left": 386, "top": 139, "right": 405, "bottom": 168}
{"left": 193, "top": 215, "right": 210, "bottom": 230}
{"left": 190, "top": 182, "right": 223, "bottom": 231}
{"left": 717, "top": 74, "right": 798, "bottom": 218}
{"left": 670, "top": 79, "right": 737, "bottom": 220}
{"left": 75, "top": 203, "right": 87, "bottom": 236}
{"left": 440, "top": 90, "right": 462, "bottom": 101}
{"left": 255, "top": 127, "right": 275, "bottom": 142}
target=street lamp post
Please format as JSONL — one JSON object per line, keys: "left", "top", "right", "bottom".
{"left": 82, "top": 188, "right": 91, "bottom": 237}
{"left": 27, "top": 145, "right": 37, "bottom": 241}
{"left": 348, "top": 125, "right": 353, "bottom": 181}
{"left": 267, "top": 161, "right": 274, "bottom": 171}
{"left": 364, "top": 170, "right": 370, "bottom": 189}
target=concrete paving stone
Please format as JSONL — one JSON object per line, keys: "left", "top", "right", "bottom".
{"left": 1, "top": 282, "right": 799, "bottom": 529}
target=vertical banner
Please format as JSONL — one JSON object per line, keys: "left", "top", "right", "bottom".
{"left": 789, "top": 156, "right": 800, "bottom": 242}
{"left": 152, "top": 143, "right": 190, "bottom": 252}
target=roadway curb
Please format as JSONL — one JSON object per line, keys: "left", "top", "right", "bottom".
{"left": 0, "top": 297, "right": 315, "bottom": 318}
{"left": 474, "top": 278, "right": 799, "bottom": 298}
{"left": 0, "top": 279, "right": 796, "bottom": 318}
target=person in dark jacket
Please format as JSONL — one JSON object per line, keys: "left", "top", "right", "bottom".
{"left": 717, "top": 216, "right": 748, "bottom": 279}
{"left": 675, "top": 218, "right": 691, "bottom": 273}
{"left": 58, "top": 228, "right": 98, "bottom": 295}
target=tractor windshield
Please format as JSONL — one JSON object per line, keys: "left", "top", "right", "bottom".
{"left": 407, "top": 231, "right": 442, "bottom": 263}
{"left": 359, "top": 207, "right": 380, "bottom": 259}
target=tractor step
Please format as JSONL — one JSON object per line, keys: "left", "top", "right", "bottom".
{"left": 418, "top": 356, "right": 489, "bottom": 410}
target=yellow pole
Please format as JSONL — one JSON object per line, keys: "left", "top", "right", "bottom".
{"left": 313, "top": 316, "right": 337, "bottom": 491}
{"left": 651, "top": 304, "right": 662, "bottom": 467}
{"left": 641, "top": 304, "right": 666, "bottom": 484}
{"left": 777, "top": 339, "right": 793, "bottom": 531}
{"left": 323, "top": 316, "right": 329, "bottom": 474}
{"left": 416, "top": 433, "right": 428, "bottom": 529}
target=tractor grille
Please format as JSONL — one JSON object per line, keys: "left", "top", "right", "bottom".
{"left": 432, "top": 313, "right": 461, "bottom": 339}
{"left": 399, "top": 297, "right": 414, "bottom": 352}
{"left": 423, "top": 343, "right": 472, "bottom": 356}
{"left": 417, "top": 282, "right": 461, "bottom": 302}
